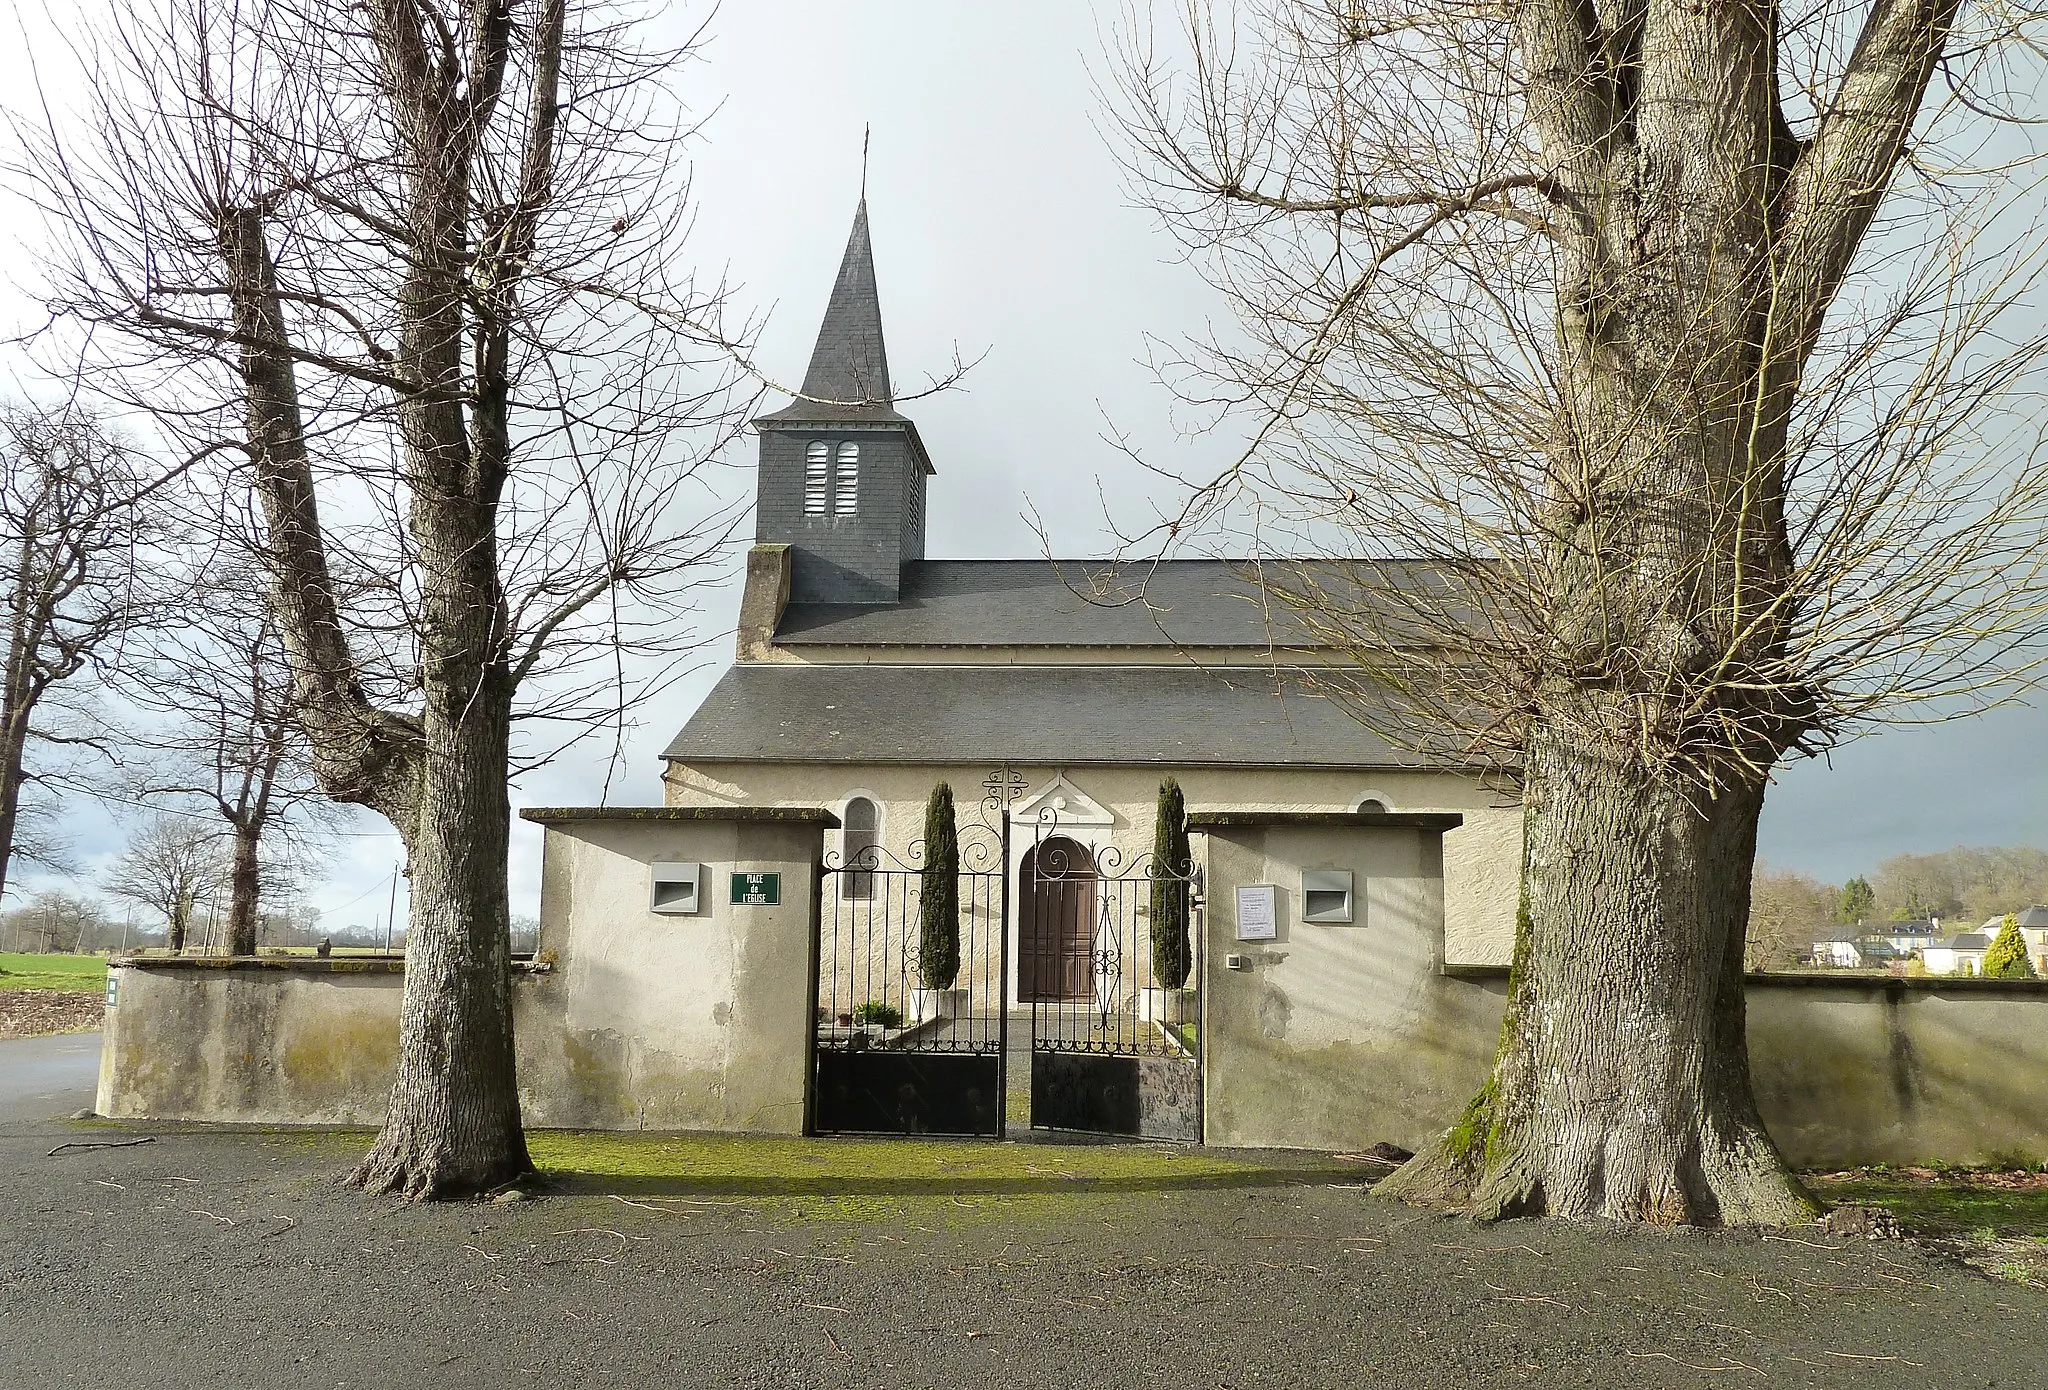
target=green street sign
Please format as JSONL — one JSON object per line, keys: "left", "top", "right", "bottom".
{"left": 730, "top": 872, "right": 781, "bottom": 906}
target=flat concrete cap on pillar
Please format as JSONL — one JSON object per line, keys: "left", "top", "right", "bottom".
{"left": 1187, "top": 810, "right": 1465, "bottom": 831}
{"left": 520, "top": 806, "right": 842, "bottom": 828}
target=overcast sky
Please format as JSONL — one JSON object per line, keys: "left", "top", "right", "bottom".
{"left": 2, "top": 1, "right": 2042, "bottom": 932}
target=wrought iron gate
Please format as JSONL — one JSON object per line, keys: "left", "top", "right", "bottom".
{"left": 810, "top": 842, "right": 1007, "bottom": 1138}
{"left": 1023, "top": 835, "right": 1203, "bottom": 1141}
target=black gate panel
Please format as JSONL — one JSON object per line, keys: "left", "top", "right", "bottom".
{"left": 1032, "top": 1053, "right": 1140, "bottom": 1134}
{"left": 1031, "top": 1053, "right": 1202, "bottom": 1141}
{"left": 811, "top": 847, "right": 1007, "bottom": 1140}
{"left": 815, "top": 1051, "right": 1004, "bottom": 1138}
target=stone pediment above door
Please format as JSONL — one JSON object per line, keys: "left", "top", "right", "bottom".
{"left": 1010, "top": 773, "right": 1115, "bottom": 833}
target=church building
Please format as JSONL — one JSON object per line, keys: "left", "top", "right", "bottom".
{"left": 659, "top": 201, "right": 1523, "bottom": 979}
{"left": 96, "top": 202, "right": 2048, "bottom": 1167}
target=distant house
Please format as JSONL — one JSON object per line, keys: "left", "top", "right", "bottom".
{"left": 1977, "top": 906, "right": 2048, "bottom": 975}
{"left": 1867, "top": 920, "right": 1943, "bottom": 956}
{"left": 1853, "top": 938, "right": 1911, "bottom": 969}
{"left": 1810, "top": 933, "right": 1866, "bottom": 968}
{"left": 1922, "top": 933, "right": 1992, "bottom": 976}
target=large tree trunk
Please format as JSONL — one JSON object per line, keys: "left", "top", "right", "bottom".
{"left": 221, "top": 201, "right": 528, "bottom": 1197}
{"left": 348, "top": 679, "right": 526, "bottom": 1197}
{"left": 0, "top": 705, "right": 31, "bottom": 909}
{"left": 1381, "top": 714, "right": 1818, "bottom": 1224}
{"left": 224, "top": 820, "right": 262, "bottom": 956}
{"left": 0, "top": 528, "right": 41, "bottom": 905}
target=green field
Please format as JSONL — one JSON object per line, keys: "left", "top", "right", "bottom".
{"left": 0, "top": 952, "right": 109, "bottom": 994}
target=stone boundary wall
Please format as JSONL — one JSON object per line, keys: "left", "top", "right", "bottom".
{"left": 1746, "top": 975, "right": 2048, "bottom": 1168}
{"left": 1199, "top": 820, "right": 2048, "bottom": 1168}
{"left": 96, "top": 809, "right": 2048, "bottom": 1171}
{"left": 97, "top": 957, "right": 416, "bottom": 1126}
{"left": 98, "top": 809, "right": 833, "bottom": 1135}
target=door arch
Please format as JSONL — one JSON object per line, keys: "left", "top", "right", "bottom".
{"left": 1019, "top": 837, "right": 1097, "bottom": 1003}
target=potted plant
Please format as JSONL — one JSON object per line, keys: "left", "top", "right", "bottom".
{"left": 1141, "top": 777, "right": 1194, "bottom": 1025}
{"left": 911, "top": 782, "right": 968, "bottom": 1022}
{"left": 852, "top": 1001, "right": 903, "bottom": 1031}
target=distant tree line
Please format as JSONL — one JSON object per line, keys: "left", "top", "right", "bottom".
{"left": 1747, "top": 846, "right": 2048, "bottom": 967}
{"left": 0, "top": 890, "right": 324, "bottom": 955}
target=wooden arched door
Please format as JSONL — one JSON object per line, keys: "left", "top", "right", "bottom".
{"left": 1019, "top": 837, "right": 1097, "bottom": 1002}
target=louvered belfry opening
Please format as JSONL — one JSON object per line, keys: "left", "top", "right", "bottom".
{"left": 834, "top": 441, "right": 860, "bottom": 515}
{"left": 803, "top": 441, "right": 829, "bottom": 515}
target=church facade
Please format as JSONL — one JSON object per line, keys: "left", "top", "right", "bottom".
{"left": 659, "top": 201, "right": 1524, "bottom": 981}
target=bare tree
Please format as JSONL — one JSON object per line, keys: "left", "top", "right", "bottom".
{"left": 1747, "top": 864, "right": 1837, "bottom": 969}
{"left": 0, "top": 891, "right": 116, "bottom": 953}
{"left": 117, "top": 551, "right": 336, "bottom": 956}
{"left": 19, "top": 0, "right": 757, "bottom": 1197}
{"left": 1107, "top": 2, "right": 2048, "bottom": 1223}
{"left": 104, "top": 815, "right": 223, "bottom": 953}
{"left": 1849, "top": 844, "right": 2048, "bottom": 921}
{"left": 0, "top": 406, "right": 152, "bottom": 906}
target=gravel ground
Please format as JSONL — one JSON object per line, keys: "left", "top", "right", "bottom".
{"left": 4, "top": 1114, "right": 2047, "bottom": 1390}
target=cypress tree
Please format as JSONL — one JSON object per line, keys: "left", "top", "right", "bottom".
{"left": 917, "top": 783, "right": 960, "bottom": 991}
{"left": 1150, "top": 778, "right": 1193, "bottom": 989}
{"left": 1983, "top": 914, "right": 2036, "bottom": 980}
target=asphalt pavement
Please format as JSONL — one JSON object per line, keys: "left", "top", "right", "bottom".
{"left": 3, "top": 1113, "right": 2046, "bottom": 1389}
{"left": 0, "top": 1032, "right": 99, "bottom": 1125}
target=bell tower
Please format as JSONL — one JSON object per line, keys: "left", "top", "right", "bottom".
{"left": 753, "top": 200, "right": 932, "bottom": 605}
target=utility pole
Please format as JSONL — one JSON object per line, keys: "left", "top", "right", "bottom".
{"left": 383, "top": 863, "right": 399, "bottom": 953}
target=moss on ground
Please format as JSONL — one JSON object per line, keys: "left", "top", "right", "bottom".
{"left": 1809, "top": 1167, "right": 2048, "bottom": 1287}
{"left": 525, "top": 1130, "right": 1344, "bottom": 1222}
{"left": 1809, "top": 1169, "right": 2048, "bottom": 1238}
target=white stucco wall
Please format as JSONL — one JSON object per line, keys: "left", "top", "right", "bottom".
{"left": 520, "top": 814, "right": 825, "bottom": 1133}
{"left": 666, "top": 759, "right": 1523, "bottom": 967}
{"left": 1199, "top": 821, "right": 1503, "bottom": 1151}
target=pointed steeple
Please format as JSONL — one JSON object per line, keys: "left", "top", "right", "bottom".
{"left": 763, "top": 200, "right": 903, "bottom": 422}
{"left": 751, "top": 192, "right": 932, "bottom": 607}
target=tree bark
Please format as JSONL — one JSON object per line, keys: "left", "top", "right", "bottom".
{"left": 0, "top": 524, "right": 48, "bottom": 905}
{"left": 224, "top": 820, "right": 262, "bottom": 957}
{"left": 0, "top": 696, "right": 32, "bottom": 909}
{"left": 348, "top": 680, "right": 526, "bottom": 1197}
{"left": 1379, "top": 723, "right": 1817, "bottom": 1223}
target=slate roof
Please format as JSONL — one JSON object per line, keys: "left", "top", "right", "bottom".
{"left": 772, "top": 559, "right": 1462, "bottom": 649}
{"left": 757, "top": 200, "right": 909, "bottom": 426}
{"left": 660, "top": 663, "right": 1444, "bottom": 769}
{"left": 1980, "top": 907, "right": 2048, "bottom": 931}
{"left": 1937, "top": 933, "right": 1991, "bottom": 951}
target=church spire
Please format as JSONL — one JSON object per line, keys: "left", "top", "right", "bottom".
{"left": 751, "top": 190, "right": 931, "bottom": 607}
{"left": 771, "top": 199, "right": 897, "bottom": 420}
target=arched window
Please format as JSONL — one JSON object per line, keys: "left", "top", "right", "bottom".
{"left": 803, "top": 441, "right": 829, "bottom": 515}
{"left": 842, "top": 795, "right": 880, "bottom": 900}
{"left": 834, "top": 441, "right": 860, "bottom": 515}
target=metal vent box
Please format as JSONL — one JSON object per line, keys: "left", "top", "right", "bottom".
{"left": 1301, "top": 870, "right": 1354, "bottom": 924}
{"left": 649, "top": 862, "right": 705, "bottom": 916}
